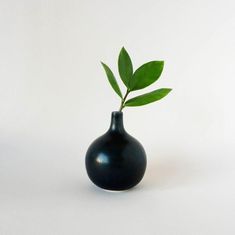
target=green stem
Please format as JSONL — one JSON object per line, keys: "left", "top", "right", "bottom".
{"left": 119, "top": 89, "right": 130, "bottom": 112}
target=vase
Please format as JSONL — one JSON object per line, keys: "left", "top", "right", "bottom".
{"left": 85, "top": 111, "right": 147, "bottom": 191}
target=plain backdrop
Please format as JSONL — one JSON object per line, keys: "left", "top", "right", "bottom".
{"left": 0, "top": 0, "right": 235, "bottom": 234}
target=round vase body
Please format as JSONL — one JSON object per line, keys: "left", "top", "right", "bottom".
{"left": 85, "top": 111, "right": 147, "bottom": 191}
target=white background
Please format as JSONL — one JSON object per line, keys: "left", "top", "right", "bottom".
{"left": 0, "top": 0, "right": 235, "bottom": 234}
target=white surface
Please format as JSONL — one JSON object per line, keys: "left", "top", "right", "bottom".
{"left": 0, "top": 0, "right": 235, "bottom": 234}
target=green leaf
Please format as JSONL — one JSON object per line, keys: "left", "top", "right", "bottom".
{"left": 101, "top": 62, "right": 123, "bottom": 99}
{"left": 129, "top": 61, "right": 164, "bottom": 91}
{"left": 118, "top": 47, "right": 133, "bottom": 88}
{"left": 124, "top": 88, "right": 172, "bottom": 107}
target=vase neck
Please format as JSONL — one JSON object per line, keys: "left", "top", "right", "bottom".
{"left": 109, "top": 111, "right": 125, "bottom": 133}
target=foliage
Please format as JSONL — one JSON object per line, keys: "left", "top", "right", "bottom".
{"left": 101, "top": 47, "right": 172, "bottom": 111}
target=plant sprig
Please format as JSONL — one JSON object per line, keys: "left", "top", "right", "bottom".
{"left": 101, "top": 47, "right": 172, "bottom": 111}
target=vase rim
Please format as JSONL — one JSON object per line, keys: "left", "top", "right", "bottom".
{"left": 111, "top": 111, "right": 123, "bottom": 114}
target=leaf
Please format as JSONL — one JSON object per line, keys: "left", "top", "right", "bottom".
{"left": 101, "top": 62, "right": 123, "bottom": 98}
{"left": 118, "top": 47, "right": 133, "bottom": 88}
{"left": 124, "top": 88, "right": 172, "bottom": 107}
{"left": 129, "top": 61, "right": 164, "bottom": 91}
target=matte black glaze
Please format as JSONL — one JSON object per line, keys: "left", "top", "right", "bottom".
{"left": 85, "top": 111, "right": 147, "bottom": 191}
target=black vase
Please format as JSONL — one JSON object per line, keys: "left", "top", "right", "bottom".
{"left": 85, "top": 111, "right": 147, "bottom": 191}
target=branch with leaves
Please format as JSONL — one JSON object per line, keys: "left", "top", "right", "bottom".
{"left": 101, "top": 47, "right": 172, "bottom": 111}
